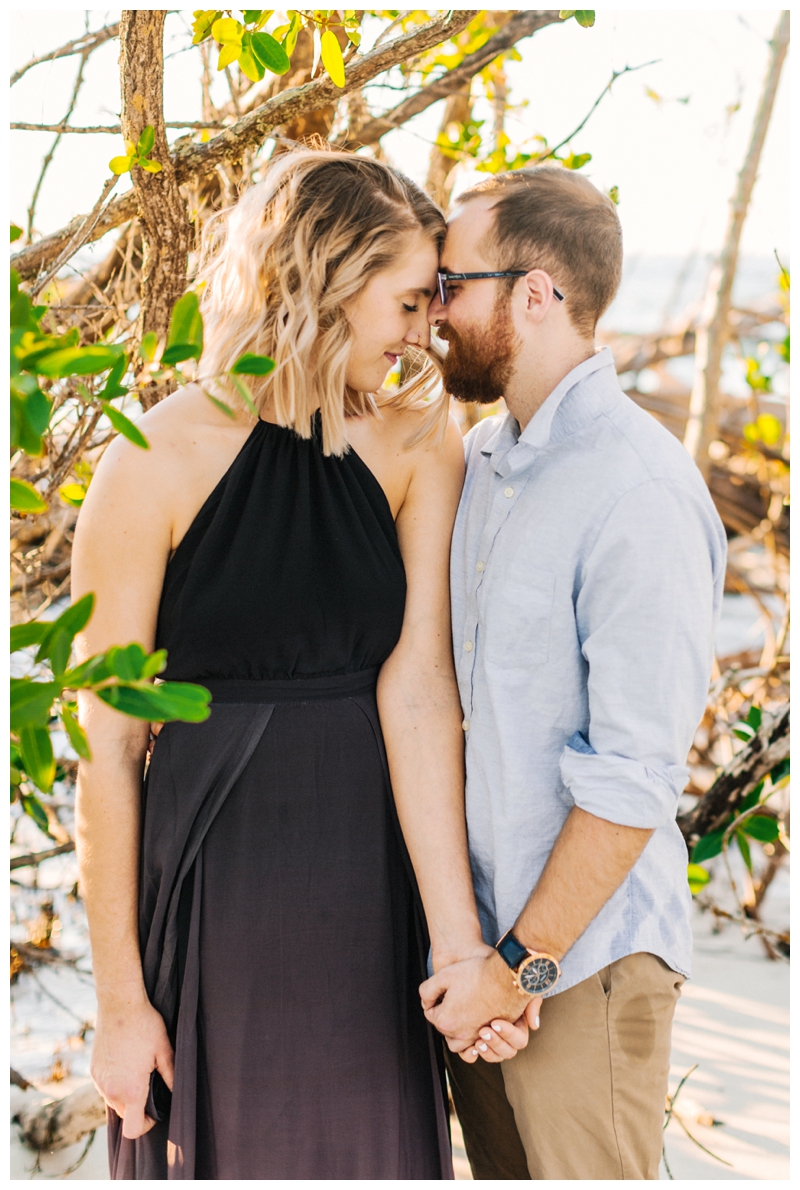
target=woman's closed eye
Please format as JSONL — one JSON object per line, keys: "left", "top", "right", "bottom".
{"left": 403, "top": 303, "right": 419, "bottom": 313}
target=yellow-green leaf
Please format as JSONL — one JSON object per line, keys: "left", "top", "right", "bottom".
{"left": 60, "top": 703, "right": 91, "bottom": 760}
{"left": 238, "top": 46, "right": 265, "bottom": 82}
{"left": 138, "top": 158, "right": 163, "bottom": 174}
{"left": 109, "top": 155, "right": 133, "bottom": 175}
{"left": 101, "top": 402, "right": 150, "bottom": 449}
{"left": 211, "top": 16, "right": 243, "bottom": 43}
{"left": 687, "top": 863, "right": 710, "bottom": 895}
{"left": 320, "top": 28, "right": 345, "bottom": 88}
{"left": 217, "top": 41, "right": 242, "bottom": 70}
{"left": 59, "top": 482, "right": 87, "bottom": 507}
{"left": 755, "top": 413, "right": 782, "bottom": 446}
{"left": 11, "top": 478, "right": 47, "bottom": 514}
{"left": 192, "top": 10, "right": 222, "bottom": 44}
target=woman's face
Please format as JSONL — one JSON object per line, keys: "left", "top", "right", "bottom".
{"left": 344, "top": 231, "right": 439, "bottom": 394}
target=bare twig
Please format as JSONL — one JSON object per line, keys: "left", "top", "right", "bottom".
{"left": 11, "top": 842, "right": 76, "bottom": 871}
{"left": 533, "top": 61, "right": 660, "bottom": 163}
{"left": 30, "top": 176, "right": 118, "bottom": 300}
{"left": 11, "top": 22, "right": 120, "bottom": 87}
{"left": 27, "top": 53, "right": 89, "bottom": 240}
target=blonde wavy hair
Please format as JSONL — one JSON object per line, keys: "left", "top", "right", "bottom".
{"left": 197, "top": 147, "right": 447, "bottom": 456}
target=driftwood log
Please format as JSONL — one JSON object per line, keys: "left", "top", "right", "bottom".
{"left": 15, "top": 1081, "right": 106, "bottom": 1152}
{"left": 678, "top": 702, "right": 790, "bottom": 850}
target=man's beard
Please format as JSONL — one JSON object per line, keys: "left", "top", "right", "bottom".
{"left": 438, "top": 293, "right": 519, "bottom": 404}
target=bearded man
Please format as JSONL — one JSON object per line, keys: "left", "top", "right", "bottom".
{"left": 420, "top": 167, "right": 727, "bottom": 1180}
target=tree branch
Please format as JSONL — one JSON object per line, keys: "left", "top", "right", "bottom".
{"left": 12, "top": 121, "right": 228, "bottom": 134}
{"left": 10, "top": 841, "right": 76, "bottom": 871}
{"left": 12, "top": 11, "right": 473, "bottom": 281}
{"left": 677, "top": 702, "right": 790, "bottom": 848}
{"left": 29, "top": 177, "right": 118, "bottom": 300}
{"left": 11, "top": 22, "right": 120, "bottom": 86}
{"left": 338, "top": 10, "right": 562, "bottom": 148}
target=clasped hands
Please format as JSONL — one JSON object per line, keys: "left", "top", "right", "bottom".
{"left": 421, "top": 944, "right": 542, "bottom": 1064}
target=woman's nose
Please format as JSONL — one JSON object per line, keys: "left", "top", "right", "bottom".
{"left": 406, "top": 315, "right": 431, "bottom": 350}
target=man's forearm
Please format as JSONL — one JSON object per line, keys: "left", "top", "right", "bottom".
{"left": 514, "top": 807, "right": 654, "bottom": 960}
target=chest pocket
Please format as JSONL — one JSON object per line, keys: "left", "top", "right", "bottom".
{"left": 481, "top": 563, "right": 555, "bottom": 669}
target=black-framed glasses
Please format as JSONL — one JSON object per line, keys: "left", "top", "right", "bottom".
{"left": 436, "top": 270, "right": 565, "bottom": 306}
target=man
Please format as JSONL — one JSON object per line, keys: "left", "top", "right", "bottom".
{"left": 420, "top": 167, "right": 727, "bottom": 1179}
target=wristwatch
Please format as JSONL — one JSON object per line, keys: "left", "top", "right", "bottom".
{"left": 495, "top": 929, "right": 562, "bottom": 996}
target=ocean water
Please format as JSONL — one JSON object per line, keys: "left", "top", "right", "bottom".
{"left": 600, "top": 254, "right": 787, "bottom": 336}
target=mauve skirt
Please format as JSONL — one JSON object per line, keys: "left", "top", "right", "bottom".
{"left": 107, "top": 670, "right": 452, "bottom": 1179}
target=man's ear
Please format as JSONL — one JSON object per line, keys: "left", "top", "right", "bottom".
{"left": 522, "top": 270, "right": 558, "bottom": 323}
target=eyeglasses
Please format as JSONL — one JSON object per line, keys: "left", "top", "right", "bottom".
{"left": 436, "top": 270, "right": 565, "bottom": 307}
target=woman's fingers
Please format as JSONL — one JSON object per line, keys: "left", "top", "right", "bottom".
{"left": 120, "top": 1100, "right": 155, "bottom": 1139}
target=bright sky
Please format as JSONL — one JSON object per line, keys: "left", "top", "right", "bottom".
{"left": 10, "top": 6, "right": 790, "bottom": 260}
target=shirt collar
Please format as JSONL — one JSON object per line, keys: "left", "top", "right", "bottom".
{"left": 481, "top": 347, "right": 617, "bottom": 468}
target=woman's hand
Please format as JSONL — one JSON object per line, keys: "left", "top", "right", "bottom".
{"left": 91, "top": 997, "right": 174, "bottom": 1138}
{"left": 459, "top": 1012, "right": 531, "bottom": 1063}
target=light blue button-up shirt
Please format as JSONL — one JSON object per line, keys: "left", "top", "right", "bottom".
{"left": 451, "top": 348, "right": 727, "bottom": 994}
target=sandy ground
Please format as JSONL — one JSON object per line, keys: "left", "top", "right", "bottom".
{"left": 11, "top": 885, "right": 788, "bottom": 1181}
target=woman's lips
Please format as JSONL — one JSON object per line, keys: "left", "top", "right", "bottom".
{"left": 384, "top": 353, "right": 400, "bottom": 365}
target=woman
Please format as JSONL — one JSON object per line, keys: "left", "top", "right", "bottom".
{"left": 72, "top": 149, "right": 508, "bottom": 1180}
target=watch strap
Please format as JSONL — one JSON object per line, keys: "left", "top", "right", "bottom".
{"left": 495, "top": 928, "right": 529, "bottom": 972}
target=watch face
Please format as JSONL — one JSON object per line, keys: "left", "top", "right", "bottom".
{"left": 518, "top": 955, "right": 559, "bottom": 995}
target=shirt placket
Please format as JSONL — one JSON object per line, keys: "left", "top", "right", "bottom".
{"left": 460, "top": 449, "right": 533, "bottom": 731}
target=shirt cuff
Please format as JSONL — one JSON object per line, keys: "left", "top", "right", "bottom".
{"left": 559, "top": 734, "right": 688, "bottom": 828}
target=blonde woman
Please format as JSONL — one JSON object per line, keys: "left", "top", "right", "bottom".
{"left": 72, "top": 150, "right": 524, "bottom": 1180}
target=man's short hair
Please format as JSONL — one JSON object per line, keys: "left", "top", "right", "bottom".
{"left": 456, "top": 166, "right": 623, "bottom": 338}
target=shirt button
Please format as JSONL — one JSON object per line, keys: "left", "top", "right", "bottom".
{"left": 476, "top": 561, "right": 485, "bottom": 572}
{"left": 504, "top": 486, "right": 514, "bottom": 498}
{"left": 463, "top": 640, "right": 474, "bottom": 652}
{"left": 462, "top": 719, "right": 470, "bottom": 731}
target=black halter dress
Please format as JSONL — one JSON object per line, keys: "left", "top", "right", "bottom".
{"left": 106, "top": 417, "right": 453, "bottom": 1180}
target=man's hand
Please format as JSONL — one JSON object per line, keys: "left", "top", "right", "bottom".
{"left": 421, "top": 949, "right": 539, "bottom": 1049}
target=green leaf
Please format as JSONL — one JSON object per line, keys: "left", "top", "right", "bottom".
{"left": 59, "top": 482, "right": 87, "bottom": 507}
{"left": 738, "top": 780, "right": 765, "bottom": 814}
{"left": 62, "top": 653, "right": 111, "bottom": 688}
{"left": 30, "top": 344, "right": 125, "bottom": 379}
{"left": 140, "top": 649, "right": 168, "bottom": 679}
{"left": 203, "top": 391, "right": 236, "bottom": 418}
{"left": 735, "top": 829, "right": 752, "bottom": 872}
{"left": 60, "top": 703, "right": 91, "bottom": 759}
{"left": 47, "top": 592, "right": 95, "bottom": 641}
{"left": 575, "top": 11, "right": 596, "bottom": 27}
{"left": 139, "top": 332, "right": 159, "bottom": 363}
{"left": 109, "top": 155, "right": 133, "bottom": 175}
{"left": 228, "top": 373, "right": 259, "bottom": 418}
{"left": 691, "top": 829, "right": 725, "bottom": 864}
{"left": 106, "top": 643, "right": 149, "bottom": 682}
{"left": 20, "top": 790, "right": 51, "bottom": 833}
{"left": 19, "top": 725, "right": 56, "bottom": 793}
{"left": 249, "top": 30, "right": 291, "bottom": 74}
{"left": 561, "top": 151, "right": 592, "bottom": 170}
{"left": 687, "top": 863, "right": 710, "bottom": 895}
{"left": 741, "top": 814, "right": 780, "bottom": 843}
{"left": 283, "top": 11, "right": 301, "bottom": 56}
{"left": 770, "top": 757, "right": 790, "bottom": 784}
{"left": 242, "top": 9, "right": 263, "bottom": 22}
{"left": 746, "top": 705, "right": 762, "bottom": 730}
{"left": 138, "top": 158, "right": 163, "bottom": 174}
{"left": 10, "top": 680, "right": 61, "bottom": 731}
{"left": 231, "top": 352, "right": 275, "bottom": 376}
{"left": 732, "top": 721, "right": 755, "bottom": 742}
{"left": 238, "top": 42, "right": 265, "bottom": 82}
{"left": 10, "top": 479, "right": 47, "bottom": 514}
{"left": 11, "top": 223, "right": 23, "bottom": 242}
{"left": 98, "top": 352, "right": 129, "bottom": 400}
{"left": 165, "top": 292, "right": 204, "bottom": 364}
{"left": 559, "top": 10, "right": 576, "bottom": 17}
{"left": 10, "top": 622, "right": 49, "bottom": 652}
{"left": 320, "top": 28, "right": 346, "bottom": 87}
{"left": 137, "top": 125, "right": 156, "bottom": 156}
{"left": 98, "top": 681, "right": 211, "bottom": 723}
{"left": 101, "top": 402, "right": 149, "bottom": 449}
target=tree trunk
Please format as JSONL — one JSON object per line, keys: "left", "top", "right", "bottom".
{"left": 119, "top": 10, "right": 193, "bottom": 408}
{"left": 426, "top": 86, "right": 473, "bottom": 210}
{"left": 683, "top": 10, "right": 790, "bottom": 480}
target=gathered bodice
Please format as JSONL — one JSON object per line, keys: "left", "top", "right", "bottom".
{"left": 156, "top": 418, "right": 407, "bottom": 682}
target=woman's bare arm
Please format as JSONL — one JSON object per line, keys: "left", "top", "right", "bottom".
{"left": 71, "top": 420, "right": 183, "bottom": 1137}
{"left": 377, "top": 417, "right": 485, "bottom": 969}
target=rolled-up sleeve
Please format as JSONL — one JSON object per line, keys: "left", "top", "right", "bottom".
{"left": 560, "top": 478, "right": 725, "bottom": 829}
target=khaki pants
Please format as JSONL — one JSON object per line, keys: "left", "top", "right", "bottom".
{"left": 446, "top": 952, "right": 684, "bottom": 1180}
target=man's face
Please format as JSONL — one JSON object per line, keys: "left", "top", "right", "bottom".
{"left": 429, "top": 197, "right": 521, "bottom": 404}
